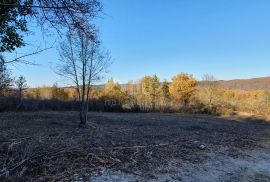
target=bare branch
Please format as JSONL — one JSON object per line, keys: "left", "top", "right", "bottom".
{"left": 57, "top": 30, "right": 110, "bottom": 125}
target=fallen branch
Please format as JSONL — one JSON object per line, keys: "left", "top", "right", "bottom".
{"left": 109, "top": 143, "right": 177, "bottom": 150}
{"left": 0, "top": 137, "right": 30, "bottom": 143}
{"left": 0, "top": 159, "right": 28, "bottom": 179}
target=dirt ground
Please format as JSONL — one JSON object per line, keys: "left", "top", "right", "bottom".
{"left": 0, "top": 112, "right": 270, "bottom": 181}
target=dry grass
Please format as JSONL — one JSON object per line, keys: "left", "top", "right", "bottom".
{"left": 0, "top": 112, "right": 270, "bottom": 181}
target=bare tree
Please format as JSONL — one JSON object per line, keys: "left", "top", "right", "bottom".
{"left": 201, "top": 74, "right": 219, "bottom": 113}
{"left": 58, "top": 30, "right": 110, "bottom": 126}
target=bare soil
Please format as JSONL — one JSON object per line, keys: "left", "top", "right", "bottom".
{"left": 0, "top": 112, "right": 270, "bottom": 181}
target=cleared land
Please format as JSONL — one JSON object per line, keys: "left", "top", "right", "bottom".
{"left": 0, "top": 112, "right": 270, "bottom": 181}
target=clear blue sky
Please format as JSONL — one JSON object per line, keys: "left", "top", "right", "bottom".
{"left": 9, "top": 0, "right": 270, "bottom": 87}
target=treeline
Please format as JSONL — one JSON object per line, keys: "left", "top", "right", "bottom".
{"left": 1, "top": 70, "right": 270, "bottom": 116}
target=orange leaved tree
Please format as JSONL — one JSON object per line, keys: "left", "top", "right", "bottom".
{"left": 169, "top": 73, "right": 197, "bottom": 109}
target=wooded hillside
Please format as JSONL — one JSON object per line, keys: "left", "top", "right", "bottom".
{"left": 217, "top": 77, "right": 270, "bottom": 90}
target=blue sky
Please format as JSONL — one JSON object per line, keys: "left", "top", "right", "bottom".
{"left": 8, "top": 0, "right": 270, "bottom": 87}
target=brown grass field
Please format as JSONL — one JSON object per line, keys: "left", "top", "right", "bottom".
{"left": 0, "top": 112, "right": 270, "bottom": 181}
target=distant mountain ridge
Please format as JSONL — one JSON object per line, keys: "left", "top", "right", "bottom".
{"left": 217, "top": 76, "right": 270, "bottom": 90}
{"left": 28, "top": 76, "right": 270, "bottom": 91}
{"left": 119, "top": 76, "right": 270, "bottom": 91}
{"left": 81, "top": 76, "right": 270, "bottom": 90}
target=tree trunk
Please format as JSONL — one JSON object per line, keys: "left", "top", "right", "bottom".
{"left": 79, "top": 102, "right": 87, "bottom": 126}
{"left": 16, "top": 89, "right": 22, "bottom": 110}
{"left": 152, "top": 101, "right": 155, "bottom": 112}
{"left": 183, "top": 99, "right": 189, "bottom": 113}
{"left": 79, "top": 101, "right": 96, "bottom": 128}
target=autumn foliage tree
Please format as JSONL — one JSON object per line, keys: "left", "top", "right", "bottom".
{"left": 169, "top": 73, "right": 197, "bottom": 109}
{"left": 51, "top": 83, "right": 69, "bottom": 101}
{"left": 15, "top": 75, "right": 27, "bottom": 101}
{"left": 141, "top": 75, "right": 160, "bottom": 111}
{"left": 159, "top": 79, "right": 170, "bottom": 109}
{"left": 101, "top": 78, "right": 128, "bottom": 106}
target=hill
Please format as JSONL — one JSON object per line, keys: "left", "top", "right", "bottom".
{"left": 218, "top": 76, "right": 270, "bottom": 90}
{"left": 27, "top": 77, "right": 270, "bottom": 91}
